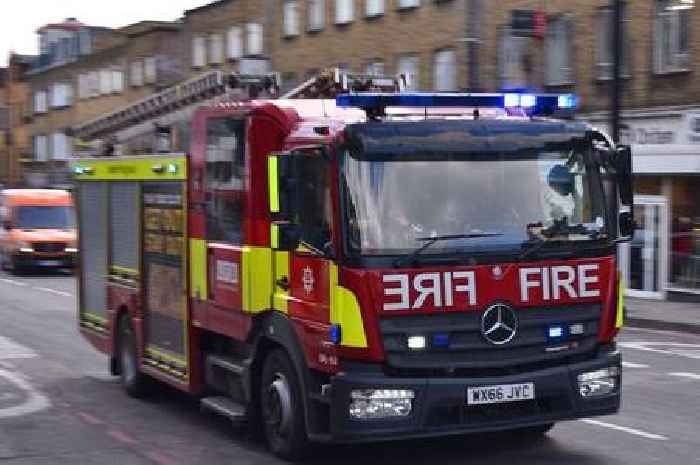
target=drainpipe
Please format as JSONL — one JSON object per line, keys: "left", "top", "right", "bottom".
{"left": 465, "top": 0, "right": 482, "bottom": 91}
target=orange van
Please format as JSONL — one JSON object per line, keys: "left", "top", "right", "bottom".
{"left": 0, "top": 189, "right": 77, "bottom": 272}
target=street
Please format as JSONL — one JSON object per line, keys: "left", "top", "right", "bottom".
{"left": 0, "top": 269, "right": 698, "bottom": 465}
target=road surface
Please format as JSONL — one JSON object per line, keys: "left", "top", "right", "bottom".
{"left": 0, "top": 269, "right": 698, "bottom": 464}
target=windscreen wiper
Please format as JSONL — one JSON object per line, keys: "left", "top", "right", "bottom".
{"left": 540, "top": 217, "right": 601, "bottom": 239}
{"left": 393, "top": 232, "right": 503, "bottom": 268}
{"left": 519, "top": 219, "right": 602, "bottom": 262}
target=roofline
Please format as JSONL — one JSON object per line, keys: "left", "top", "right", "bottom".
{"left": 184, "top": 0, "right": 233, "bottom": 16}
{"left": 119, "top": 20, "right": 181, "bottom": 38}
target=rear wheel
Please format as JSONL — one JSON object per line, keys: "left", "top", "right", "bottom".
{"left": 260, "top": 349, "right": 309, "bottom": 460}
{"left": 117, "top": 315, "right": 152, "bottom": 398}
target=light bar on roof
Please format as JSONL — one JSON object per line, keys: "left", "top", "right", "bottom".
{"left": 336, "top": 92, "right": 578, "bottom": 116}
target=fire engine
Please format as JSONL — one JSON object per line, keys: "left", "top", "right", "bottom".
{"left": 71, "top": 69, "right": 634, "bottom": 460}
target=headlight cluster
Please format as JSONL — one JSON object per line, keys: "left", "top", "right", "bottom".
{"left": 349, "top": 389, "right": 415, "bottom": 420}
{"left": 17, "top": 241, "right": 34, "bottom": 253}
{"left": 578, "top": 366, "right": 620, "bottom": 398}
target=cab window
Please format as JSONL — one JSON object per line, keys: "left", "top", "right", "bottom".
{"left": 205, "top": 118, "right": 246, "bottom": 244}
{"left": 295, "top": 156, "right": 332, "bottom": 254}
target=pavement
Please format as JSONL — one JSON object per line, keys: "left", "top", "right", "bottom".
{"left": 626, "top": 297, "right": 700, "bottom": 334}
{"left": 0, "top": 269, "right": 699, "bottom": 464}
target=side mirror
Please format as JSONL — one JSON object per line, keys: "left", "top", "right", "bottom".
{"left": 618, "top": 211, "right": 635, "bottom": 241}
{"left": 615, "top": 146, "right": 634, "bottom": 206}
{"left": 271, "top": 222, "right": 301, "bottom": 251}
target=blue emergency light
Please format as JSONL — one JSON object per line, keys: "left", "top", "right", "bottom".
{"left": 336, "top": 92, "right": 577, "bottom": 116}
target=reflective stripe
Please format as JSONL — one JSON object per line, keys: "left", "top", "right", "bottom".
{"left": 241, "top": 247, "right": 273, "bottom": 313}
{"left": 615, "top": 275, "right": 625, "bottom": 329}
{"left": 271, "top": 223, "right": 280, "bottom": 249}
{"left": 329, "top": 264, "right": 368, "bottom": 348}
{"left": 189, "top": 238, "right": 208, "bottom": 299}
{"left": 273, "top": 251, "right": 290, "bottom": 313}
{"left": 73, "top": 156, "right": 187, "bottom": 181}
{"left": 268, "top": 155, "right": 280, "bottom": 213}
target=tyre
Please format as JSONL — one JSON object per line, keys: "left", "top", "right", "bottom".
{"left": 117, "top": 315, "right": 152, "bottom": 398}
{"left": 260, "top": 349, "right": 310, "bottom": 461}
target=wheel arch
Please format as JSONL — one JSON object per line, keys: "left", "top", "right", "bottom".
{"left": 248, "top": 311, "right": 324, "bottom": 437}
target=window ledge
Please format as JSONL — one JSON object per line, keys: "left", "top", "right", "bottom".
{"left": 283, "top": 33, "right": 300, "bottom": 39}
{"left": 594, "top": 75, "right": 631, "bottom": 83}
{"left": 545, "top": 82, "right": 576, "bottom": 88}
{"left": 335, "top": 20, "right": 354, "bottom": 26}
{"left": 397, "top": 5, "right": 420, "bottom": 12}
{"left": 306, "top": 26, "right": 324, "bottom": 34}
{"left": 653, "top": 68, "right": 691, "bottom": 77}
{"left": 365, "top": 12, "right": 384, "bottom": 19}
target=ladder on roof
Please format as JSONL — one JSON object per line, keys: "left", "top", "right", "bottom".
{"left": 70, "top": 68, "right": 407, "bottom": 141}
{"left": 281, "top": 68, "right": 407, "bottom": 99}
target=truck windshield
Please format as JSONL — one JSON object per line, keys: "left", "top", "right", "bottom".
{"left": 16, "top": 206, "right": 75, "bottom": 230}
{"left": 341, "top": 148, "right": 607, "bottom": 257}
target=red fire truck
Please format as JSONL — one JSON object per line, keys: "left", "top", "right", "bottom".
{"left": 72, "top": 69, "right": 633, "bottom": 460}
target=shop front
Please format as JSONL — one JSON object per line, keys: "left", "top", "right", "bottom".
{"left": 585, "top": 108, "right": 700, "bottom": 299}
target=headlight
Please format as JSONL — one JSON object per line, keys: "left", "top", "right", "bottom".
{"left": 349, "top": 389, "right": 415, "bottom": 420}
{"left": 577, "top": 366, "right": 620, "bottom": 398}
{"left": 17, "top": 241, "right": 33, "bottom": 253}
{"left": 65, "top": 247, "right": 78, "bottom": 253}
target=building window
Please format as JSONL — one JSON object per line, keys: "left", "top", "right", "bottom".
{"left": 398, "top": 0, "right": 420, "bottom": 9}
{"left": 112, "top": 68, "right": 124, "bottom": 93}
{"left": 308, "top": 0, "right": 325, "bottom": 31}
{"left": 397, "top": 54, "right": 419, "bottom": 90}
{"left": 336, "top": 0, "right": 354, "bottom": 24}
{"left": 34, "top": 135, "right": 48, "bottom": 161}
{"left": 654, "top": 0, "right": 692, "bottom": 74}
{"left": 88, "top": 71, "right": 100, "bottom": 97}
{"left": 669, "top": 176, "right": 700, "bottom": 291}
{"left": 34, "top": 90, "right": 48, "bottom": 114}
{"left": 365, "top": 59, "right": 384, "bottom": 76}
{"left": 545, "top": 15, "right": 573, "bottom": 86}
{"left": 51, "top": 132, "right": 71, "bottom": 160}
{"left": 209, "top": 34, "right": 224, "bottom": 64}
{"left": 144, "top": 57, "right": 157, "bottom": 84}
{"left": 78, "top": 73, "right": 89, "bottom": 99}
{"left": 366, "top": 0, "right": 384, "bottom": 17}
{"left": 192, "top": 36, "right": 206, "bottom": 68}
{"left": 246, "top": 23, "right": 264, "bottom": 56}
{"left": 49, "top": 83, "right": 72, "bottom": 108}
{"left": 596, "top": 7, "right": 630, "bottom": 80}
{"left": 130, "top": 61, "right": 144, "bottom": 87}
{"left": 498, "top": 29, "right": 530, "bottom": 90}
{"left": 433, "top": 48, "right": 456, "bottom": 91}
{"left": 227, "top": 26, "right": 243, "bottom": 59}
{"left": 284, "top": 0, "right": 300, "bottom": 37}
{"left": 78, "top": 29, "right": 92, "bottom": 55}
{"left": 99, "top": 68, "right": 112, "bottom": 95}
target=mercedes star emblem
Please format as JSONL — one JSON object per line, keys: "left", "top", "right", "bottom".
{"left": 481, "top": 303, "right": 518, "bottom": 345}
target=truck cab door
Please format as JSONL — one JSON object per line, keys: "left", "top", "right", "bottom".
{"left": 283, "top": 154, "right": 335, "bottom": 325}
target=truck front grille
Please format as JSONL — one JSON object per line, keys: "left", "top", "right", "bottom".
{"left": 33, "top": 242, "right": 66, "bottom": 253}
{"left": 379, "top": 304, "right": 601, "bottom": 375}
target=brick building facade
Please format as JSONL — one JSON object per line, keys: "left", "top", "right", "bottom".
{"left": 25, "top": 19, "right": 181, "bottom": 186}
{"left": 13, "top": 1, "right": 700, "bottom": 296}
{"left": 0, "top": 54, "right": 34, "bottom": 187}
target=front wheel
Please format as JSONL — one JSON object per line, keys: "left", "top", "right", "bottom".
{"left": 117, "top": 315, "right": 152, "bottom": 398}
{"left": 260, "top": 349, "right": 309, "bottom": 460}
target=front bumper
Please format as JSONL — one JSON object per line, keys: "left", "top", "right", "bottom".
{"left": 14, "top": 252, "right": 76, "bottom": 268}
{"left": 327, "top": 348, "right": 621, "bottom": 443}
